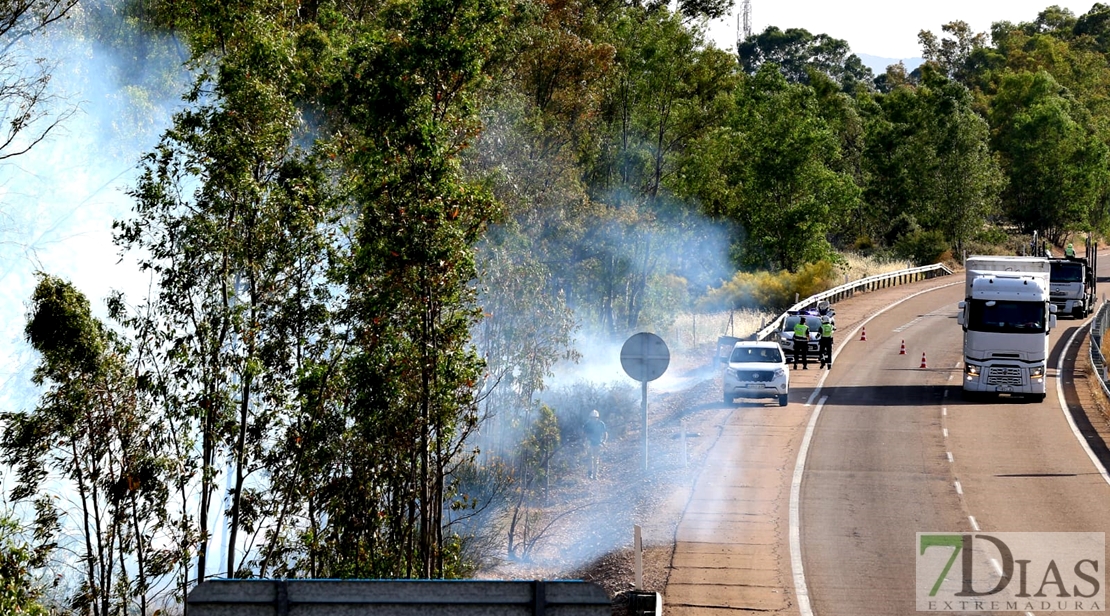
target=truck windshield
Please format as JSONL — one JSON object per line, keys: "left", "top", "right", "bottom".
{"left": 1050, "top": 261, "right": 1083, "bottom": 283}
{"left": 967, "top": 299, "right": 1046, "bottom": 333}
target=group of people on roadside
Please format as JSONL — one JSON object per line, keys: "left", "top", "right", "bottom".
{"left": 792, "top": 302, "right": 836, "bottom": 370}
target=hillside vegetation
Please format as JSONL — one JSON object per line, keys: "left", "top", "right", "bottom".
{"left": 3, "top": 1, "right": 1110, "bottom": 613}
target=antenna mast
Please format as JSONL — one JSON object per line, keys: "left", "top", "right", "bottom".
{"left": 741, "top": 0, "right": 752, "bottom": 40}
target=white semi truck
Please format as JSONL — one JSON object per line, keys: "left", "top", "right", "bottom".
{"left": 957, "top": 256, "right": 1057, "bottom": 402}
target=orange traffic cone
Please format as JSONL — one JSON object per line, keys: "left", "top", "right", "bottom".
{"left": 899, "top": 340, "right": 906, "bottom": 355}
{"left": 860, "top": 327, "right": 867, "bottom": 341}
{"left": 919, "top": 352, "right": 928, "bottom": 369}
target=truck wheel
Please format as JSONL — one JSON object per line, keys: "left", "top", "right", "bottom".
{"left": 1031, "top": 393, "right": 1047, "bottom": 403}
{"left": 778, "top": 393, "right": 788, "bottom": 407}
{"left": 1074, "top": 306, "right": 1085, "bottom": 319}
{"left": 961, "top": 390, "right": 980, "bottom": 402}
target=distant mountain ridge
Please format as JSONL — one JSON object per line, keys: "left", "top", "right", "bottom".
{"left": 857, "top": 53, "right": 924, "bottom": 75}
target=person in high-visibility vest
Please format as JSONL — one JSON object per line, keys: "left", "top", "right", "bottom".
{"left": 792, "top": 319, "right": 810, "bottom": 369}
{"left": 1066, "top": 243, "right": 1076, "bottom": 257}
{"left": 818, "top": 316, "right": 835, "bottom": 369}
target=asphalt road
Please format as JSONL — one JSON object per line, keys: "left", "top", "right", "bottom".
{"left": 802, "top": 283, "right": 1110, "bottom": 615}
{"left": 664, "top": 271, "right": 1110, "bottom": 616}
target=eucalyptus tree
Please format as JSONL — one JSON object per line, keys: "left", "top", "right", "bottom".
{"left": 988, "top": 70, "right": 1108, "bottom": 242}
{"left": 1074, "top": 3, "right": 1110, "bottom": 52}
{"left": 0, "top": 512, "right": 50, "bottom": 616}
{"left": 583, "top": 7, "right": 736, "bottom": 332}
{"left": 4, "top": 275, "right": 168, "bottom": 616}
{"left": 917, "top": 21, "right": 989, "bottom": 85}
{"left": 861, "top": 68, "right": 1003, "bottom": 254}
{"left": 0, "top": 0, "right": 80, "bottom": 161}
{"left": 738, "top": 25, "right": 873, "bottom": 92}
{"left": 319, "top": 0, "right": 511, "bottom": 578}
{"left": 115, "top": 6, "right": 337, "bottom": 584}
{"left": 682, "top": 65, "right": 858, "bottom": 272}
{"left": 989, "top": 7, "right": 1110, "bottom": 145}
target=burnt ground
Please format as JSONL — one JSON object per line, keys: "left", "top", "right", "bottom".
{"left": 476, "top": 347, "right": 732, "bottom": 614}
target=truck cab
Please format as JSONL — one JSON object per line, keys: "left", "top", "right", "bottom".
{"left": 958, "top": 264, "right": 1056, "bottom": 402}
{"left": 1048, "top": 242, "right": 1097, "bottom": 318}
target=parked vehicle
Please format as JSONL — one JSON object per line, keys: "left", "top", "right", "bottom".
{"left": 723, "top": 341, "right": 790, "bottom": 406}
{"left": 777, "top": 312, "right": 822, "bottom": 364}
{"left": 958, "top": 256, "right": 1056, "bottom": 402}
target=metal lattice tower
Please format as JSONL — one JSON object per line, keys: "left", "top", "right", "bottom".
{"left": 741, "top": 0, "right": 752, "bottom": 40}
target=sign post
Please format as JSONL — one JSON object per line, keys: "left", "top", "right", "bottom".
{"left": 620, "top": 332, "right": 670, "bottom": 472}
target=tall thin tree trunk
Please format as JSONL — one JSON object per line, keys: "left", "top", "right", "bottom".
{"left": 420, "top": 298, "right": 432, "bottom": 578}
{"left": 197, "top": 390, "right": 215, "bottom": 584}
{"left": 73, "top": 442, "right": 100, "bottom": 616}
{"left": 130, "top": 494, "right": 148, "bottom": 616}
{"left": 227, "top": 372, "right": 251, "bottom": 578}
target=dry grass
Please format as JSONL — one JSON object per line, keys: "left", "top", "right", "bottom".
{"left": 666, "top": 309, "right": 773, "bottom": 350}
{"left": 662, "top": 253, "right": 917, "bottom": 348}
{"left": 836, "top": 253, "right": 915, "bottom": 281}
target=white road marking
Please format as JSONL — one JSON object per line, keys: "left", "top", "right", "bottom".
{"left": 968, "top": 516, "right": 979, "bottom": 531}
{"left": 790, "top": 395, "right": 827, "bottom": 616}
{"left": 947, "top": 452, "right": 953, "bottom": 463}
{"left": 1055, "top": 320, "right": 1110, "bottom": 487}
{"left": 894, "top": 308, "right": 949, "bottom": 332}
{"left": 942, "top": 407, "right": 947, "bottom": 416}
{"left": 792, "top": 281, "right": 961, "bottom": 614}
{"left": 954, "top": 480, "right": 963, "bottom": 495}
{"left": 835, "top": 281, "right": 962, "bottom": 364}
{"left": 893, "top": 316, "right": 925, "bottom": 332}
{"left": 942, "top": 428, "right": 948, "bottom": 438}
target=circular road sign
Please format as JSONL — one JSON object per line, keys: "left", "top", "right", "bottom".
{"left": 620, "top": 332, "right": 670, "bottom": 382}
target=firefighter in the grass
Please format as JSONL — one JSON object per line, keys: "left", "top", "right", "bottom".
{"left": 818, "top": 315, "right": 835, "bottom": 369}
{"left": 792, "top": 318, "right": 810, "bottom": 370}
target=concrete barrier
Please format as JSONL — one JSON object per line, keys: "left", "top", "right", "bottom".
{"left": 186, "top": 579, "right": 611, "bottom": 616}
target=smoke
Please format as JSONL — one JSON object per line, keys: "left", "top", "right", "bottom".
{"left": 0, "top": 16, "right": 188, "bottom": 414}
{"left": 464, "top": 207, "right": 755, "bottom": 574}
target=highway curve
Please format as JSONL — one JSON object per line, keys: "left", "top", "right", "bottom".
{"left": 802, "top": 282, "right": 1110, "bottom": 615}
{"left": 664, "top": 270, "right": 1110, "bottom": 616}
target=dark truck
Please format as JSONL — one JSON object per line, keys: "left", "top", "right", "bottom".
{"left": 1048, "top": 240, "right": 1097, "bottom": 318}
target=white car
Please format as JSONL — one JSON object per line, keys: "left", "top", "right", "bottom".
{"left": 723, "top": 341, "right": 789, "bottom": 406}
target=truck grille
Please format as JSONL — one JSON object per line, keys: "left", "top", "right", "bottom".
{"left": 739, "top": 371, "right": 775, "bottom": 382}
{"left": 986, "top": 366, "right": 1024, "bottom": 386}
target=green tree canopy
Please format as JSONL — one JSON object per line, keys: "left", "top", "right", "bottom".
{"left": 989, "top": 69, "right": 1108, "bottom": 241}
{"left": 862, "top": 67, "right": 1003, "bottom": 255}
{"left": 738, "top": 25, "right": 873, "bottom": 92}
{"left": 683, "top": 65, "right": 859, "bottom": 271}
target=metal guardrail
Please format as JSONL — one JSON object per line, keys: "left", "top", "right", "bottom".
{"left": 752, "top": 263, "right": 954, "bottom": 342}
{"left": 1089, "top": 300, "right": 1110, "bottom": 398}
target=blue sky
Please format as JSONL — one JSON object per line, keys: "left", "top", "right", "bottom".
{"left": 704, "top": 1, "right": 1102, "bottom": 59}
